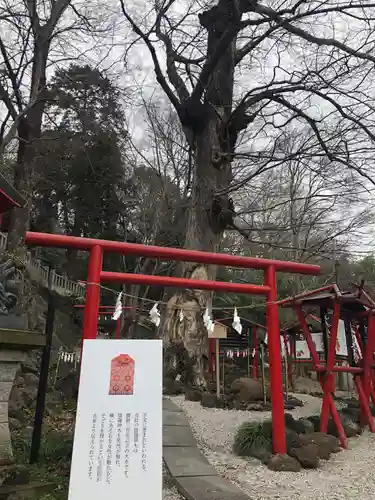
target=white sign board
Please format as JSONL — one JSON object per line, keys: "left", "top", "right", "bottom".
{"left": 295, "top": 332, "right": 324, "bottom": 360}
{"left": 311, "top": 332, "right": 324, "bottom": 354}
{"left": 295, "top": 340, "right": 311, "bottom": 359}
{"left": 336, "top": 320, "right": 348, "bottom": 357}
{"left": 68, "top": 339, "right": 162, "bottom": 500}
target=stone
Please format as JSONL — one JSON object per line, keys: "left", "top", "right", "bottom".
{"left": 246, "top": 403, "right": 264, "bottom": 411}
{"left": 286, "top": 397, "right": 304, "bottom": 407}
{"left": 341, "top": 406, "right": 361, "bottom": 423}
{"left": 285, "top": 428, "right": 303, "bottom": 452}
{"left": 164, "top": 378, "right": 184, "bottom": 396}
{"left": 176, "top": 474, "right": 250, "bottom": 500}
{"left": 0, "top": 481, "right": 55, "bottom": 500}
{"left": 230, "top": 378, "right": 268, "bottom": 402}
{"left": 207, "top": 381, "right": 218, "bottom": 393}
{"left": 185, "top": 389, "right": 202, "bottom": 402}
{"left": 298, "top": 418, "right": 314, "bottom": 434}
{"left": 289, "top": 443, "right": 320, "bottom": 469}
{"left": 267, "top": 454, "right": 301, "bottom": 472}
{"left": 163, "top": 398, "right": 183, "bottom": 413}
{"left": 163, "top": 446, "right": 218, "bottom": 477}
{"left": 285, "top": 413, "right": 312, "bottom": 434}
{"left": 284, "top": 403, "right": 296, "bottom": 410}
{"left": 163, "top": 425, "right": 196, "bottom": 447}
{"left": 0, "top": 381, "right": 16, "bottom": 404}
{"left": 339, "top": 411, "right": 362, "bottom": 434}
{"left": 21, "top": 373, "right": 39, "bottom": 387}
{"left": 306, "top": 415, "right": 321, "bottom": 432}
{"left": 55, "top": 372, "right": 79, "bottom": 400}
{"left": 226, "top": 400, "right": 234, "bottom": 410}
{"left": 0, "top": 366, "right": 19, "bottom": 384}
{"left": 233, "top": 400, "right": 246, "bottom": 411}
{"left": 285, "top": 413, "right": 300, "bottom": 432}
{"left": 307, "top": 413, "right": 361, "bottom": 438}
{"left": 20, "top": 386, "right": 38, "bottom": 407}
{"left": 163, "top": 411, "right": 189, "bottom": 427}
{"left": 0, "top": 423, "right": 13, "bottom": 465}
{"left": 347, "top": 400, "right": 360, "bottom": 409}
{"left": 0, "top": 404, "right": 7, "bottom": 423}
{"left": 8, "top": 387, "right": 23, "bottom": 416}
{"left": 1, "top": 465, "right": 29, "bottom": 487}
{"left": 300, "top": 432, "right": 340, "bottom": 459}
{"left": 8, "top": 419, "right": 21, "bottom": 431}
{"left": 201, "top": 393, "right": 218, "bottom": 409}
{"left": 327, "top": 415, "right": 359, "bottom": 438}
{"left": 20, "top": 356, "right": 39, "bottom": 375}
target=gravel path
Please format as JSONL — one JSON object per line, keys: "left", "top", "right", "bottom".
{"left": 170, "top": 394, "right": 375, "bottom": 500}
{"left": 163, "top": 482, "right": 183, "bottom": 500}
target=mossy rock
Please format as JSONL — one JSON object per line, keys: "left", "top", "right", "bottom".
{"left": 289, "top": 443, "right": 320, "bottom": 469}
{"left": 201, "top": 393, "right": 226, "bottom": 409}
{"left": 267, "top": 454, "right": 301, "bottom": 472}
{"left": 185, "top": 389, "right": 202, "bottom": 402}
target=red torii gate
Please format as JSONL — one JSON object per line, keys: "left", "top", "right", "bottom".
{"left": 73, "top": 304, "right": 132, "bottom": 339}
{"left": 25, "top": 231, "right": 320, "bottom": 455}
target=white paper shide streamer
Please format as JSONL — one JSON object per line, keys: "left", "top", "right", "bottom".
{"left": 57, "top": 348, "right": 80, "bottom": 367}
{"left": 203, "top": 308, "right": 214, "bottom": 334}
{"left": 232, "top": 307, "right": 242, "bottom": 335}
{"left": 149, "top": 303, "right": 161, "bottom": 327}
{"left": 112, "top": 292, "right": 123, "bottom": 320}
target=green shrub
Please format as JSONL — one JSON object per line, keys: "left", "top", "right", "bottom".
{"left": 233, "top": 420, "right": 273, "bottom": 457}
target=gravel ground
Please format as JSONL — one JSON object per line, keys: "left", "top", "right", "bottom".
{"left": 170, "top": 394, "right": 375, "bottom": 500}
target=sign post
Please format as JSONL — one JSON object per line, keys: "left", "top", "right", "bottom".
{"left": 68, "top": 339, "right": 162, "bottom": 500}
{"left": 209, "top": 323, "right": 227, "bottom": 398}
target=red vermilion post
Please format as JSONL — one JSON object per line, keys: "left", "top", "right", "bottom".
{"left": 296, "top": 307, "right": 321, "bottom": 368}
{"left": 364, "top": 313, "right": 375, "bottom": 401}
{"left": 115, "top": 318, "right": 121, "bottom": 339}
{"left": 83, "top": 245, "right": 103, "bottom": 340}
{"left": 320, "top": 302, "right": 339, "bottom": 433}
{"left": 265, "top": 265, "right": 286, "bottom": 455}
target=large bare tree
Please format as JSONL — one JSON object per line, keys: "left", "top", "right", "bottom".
{"left": 119, "top": 0, "right": 375, "bottom": 386}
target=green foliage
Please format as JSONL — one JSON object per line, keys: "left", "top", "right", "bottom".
{"left": 32, "top": 63, "right": 130, "bottom": 278}
{"left": 12, "top": 417, "right": 74, "bottom": 499}
{"left": 233, "top": 420, "right": 273, "bottom": 457}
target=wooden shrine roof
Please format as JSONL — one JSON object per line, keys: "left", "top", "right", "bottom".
{"left": 279, "top": 284, "right": 374, "bottom": 315}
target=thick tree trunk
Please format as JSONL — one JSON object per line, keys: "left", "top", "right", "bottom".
{"left": 6, "top": 123, "right": 32, "bottom": 254}
{"left": 7, "top": 38, "right": 51, "bottom": 253}
{"left": 162, "top": 0, "right": 236, "bottom": 389}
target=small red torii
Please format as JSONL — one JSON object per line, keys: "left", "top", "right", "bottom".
{"left": 279, "top": 284, "right": 375, "bottom": 448}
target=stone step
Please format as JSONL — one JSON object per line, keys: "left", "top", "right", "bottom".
{"left": 0, "top": 481, "right": 55, "bottom": 499}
